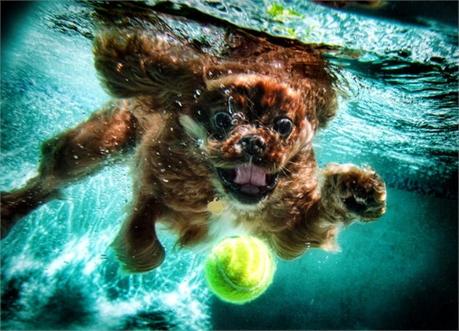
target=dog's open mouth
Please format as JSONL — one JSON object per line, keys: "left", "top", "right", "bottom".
{"left": 216, "top": 164, "right": 278, "bottom": 204}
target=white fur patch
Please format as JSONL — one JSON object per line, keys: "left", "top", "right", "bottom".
{"left": 178, "top": 115, "right": 207, "bottom": 148}
{"left": 319, "top": 223, "right": 342, "bottom": 253}
{"left": 192, "top": 208, "right": 251, "bottom": 254}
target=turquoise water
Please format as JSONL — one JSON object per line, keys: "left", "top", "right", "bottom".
{"left": 1, "top": 1, "right": 457, "bottom": 330}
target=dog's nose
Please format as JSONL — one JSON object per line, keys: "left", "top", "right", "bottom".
{"left": 240, "top": 135, "right": 266, "bottom": 157}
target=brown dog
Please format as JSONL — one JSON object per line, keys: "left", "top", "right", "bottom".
{"left": 1, "top": 6, "right": 386, "bottom": 273}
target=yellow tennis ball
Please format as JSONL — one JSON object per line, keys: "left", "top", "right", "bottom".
{"left": 204, "top": 236, "right": 276, "bottom": 304}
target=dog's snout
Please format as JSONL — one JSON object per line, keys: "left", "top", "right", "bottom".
{"left": 240, "top": 135, "right": 266, "bottom": 157}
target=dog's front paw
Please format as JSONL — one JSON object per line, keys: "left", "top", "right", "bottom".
{"left": 111, "top": 229, "right": 166, "bottom": 273}
{"left": 325, "top": 164, "right": 387, "bottom": 221}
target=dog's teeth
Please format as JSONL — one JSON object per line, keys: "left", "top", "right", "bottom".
{"left": 240, "top": 185, "right": 260, "bottom": 194}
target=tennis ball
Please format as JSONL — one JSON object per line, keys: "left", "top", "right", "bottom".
{"left": 204, "top": 236, "right": 276, "bottom": 304}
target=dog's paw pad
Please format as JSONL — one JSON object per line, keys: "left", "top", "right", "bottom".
{"left": 339, "top": 167, "right": 386, "bottom": 220}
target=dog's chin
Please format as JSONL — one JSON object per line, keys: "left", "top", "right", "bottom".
{"left": 216, "top": 164, "right": 279, "bottom": 205}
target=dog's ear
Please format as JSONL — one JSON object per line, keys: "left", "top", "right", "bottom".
{"left": 93, "top": 30, "right": 208, "bottom": 99}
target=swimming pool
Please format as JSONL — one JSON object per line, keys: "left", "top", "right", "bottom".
{"left": 1, "top": 1, "right": 457, "bottom": 329}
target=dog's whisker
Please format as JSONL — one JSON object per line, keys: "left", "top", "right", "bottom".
{"left": 279, "top": 167, "right": 291, "bottom": 178}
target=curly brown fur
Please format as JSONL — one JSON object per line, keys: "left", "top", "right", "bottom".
{"left": 1, "top": 9, "right": 386, "bottom": 272}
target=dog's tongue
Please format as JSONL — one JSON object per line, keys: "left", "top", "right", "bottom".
{"left": 234, "top": 164, "right": 267, "bottom": 187}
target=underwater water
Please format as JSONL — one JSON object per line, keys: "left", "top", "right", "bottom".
{"left": 1, "top": 1, "right": 457, "bottom": 330}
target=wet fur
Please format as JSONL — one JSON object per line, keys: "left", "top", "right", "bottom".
{"left": 1, "top": 9, "right": 386, "bottom": 272}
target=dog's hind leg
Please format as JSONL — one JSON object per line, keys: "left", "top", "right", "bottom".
{"left": 1, "top": 101, "right": 138, "bottom": 238}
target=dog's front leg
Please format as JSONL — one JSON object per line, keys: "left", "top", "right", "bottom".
{"left": 320, "top": 163, "right": 387, "bottom": 224}
{"left": 1, "top": 102, "right": 138, "bottom": 238}
{"left": 111, "top": 193, "right": 165, "bottom": 273}
{"left": 267, "top": 164, "right": 386, "bottom": 259}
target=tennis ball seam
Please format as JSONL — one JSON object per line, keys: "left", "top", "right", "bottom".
{"left": 215, "top": 253, "right": 263, "bottom": 293}
{"left": 215, "top": 238, "right": 274, "bottom": 292}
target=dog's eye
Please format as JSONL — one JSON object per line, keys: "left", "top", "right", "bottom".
{"left": 213, "top": 112, "right": 233, "bottom": 130}
{"left": 273, "top": 117, "right": 293, "bottom": 137}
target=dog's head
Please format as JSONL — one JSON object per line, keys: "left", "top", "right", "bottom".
{"left": 93, "top": 30, "right": 334, "bottom": 206}
{"left": 180, "top": 74, "right": 319, "bottom": 206}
